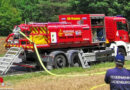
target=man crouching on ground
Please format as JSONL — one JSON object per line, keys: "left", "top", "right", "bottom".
{"left": 105, "top": 53, "right": 130, "bottom": 90}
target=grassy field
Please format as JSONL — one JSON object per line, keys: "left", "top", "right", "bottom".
{"left": 0, "top": 36, "right": 130, "bottom": 90}
{"left": 2, "top": 61, "right": 130, "bottom": 90}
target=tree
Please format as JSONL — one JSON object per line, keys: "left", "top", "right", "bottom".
{"left": 13, "top": 0, "right": 39, "bottom": 22}
{"left": 69, "top": 0, "right": 130, "bottom": 21}
{"left": 35, "top": 0, "right": 71, "bottom": 22}
{"left": 0, "top": 6, "right": 21, "bottom": 36}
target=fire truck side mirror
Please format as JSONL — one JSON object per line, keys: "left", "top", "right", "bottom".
{"left": 127, "top": 22, "right": 130, "bottom": 34}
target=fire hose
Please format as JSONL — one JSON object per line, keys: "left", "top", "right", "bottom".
{"left": 19, "top": 31, "right": 107, "bottom": 76}
{"left": 19, "top": 31, "right": 111, "bottom": 89}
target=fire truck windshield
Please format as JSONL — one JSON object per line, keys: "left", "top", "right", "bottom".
{"left": 117, "top": 22, "right": 128, "bottom": 31}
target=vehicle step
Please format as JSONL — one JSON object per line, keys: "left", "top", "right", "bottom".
{"left": 0, "top": 65, "right": 7, "bottom": 68}
{"left": 0, "top": 47, "right": 23, "bottom": 74}
{"left": 5, "top": 54, "right": 15, "bottom": 56}
{"left": 0, "top": 61, "right": 10, "bottom": 64}
{"left": 2, "top": 57, "right": 13, "bottom": 60}
{"left": 8, "top": 51, "right": 19, "bottom": 53}
{"left": 10, "top": 47, "right": 21, "bottom": 50}
{"left": 0, "top": 68, "right": 6, "bottom": 72}
{"left": 4, "top": 54, "right": 15, "bottom": 57}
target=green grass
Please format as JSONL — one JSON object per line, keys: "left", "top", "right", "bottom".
{"left": 0, "top": 54, "right": 5, "bottom": 57}
{"left": 4, "top": 60, "right": 130, "bottom": 83}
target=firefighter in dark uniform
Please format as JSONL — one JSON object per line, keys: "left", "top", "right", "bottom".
{"left": 105, "top": 53, "right": 130, "bottom": 90}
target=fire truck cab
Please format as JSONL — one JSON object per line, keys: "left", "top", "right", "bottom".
{"left": 105, "top": 16, "right": 130, "bottom": 56}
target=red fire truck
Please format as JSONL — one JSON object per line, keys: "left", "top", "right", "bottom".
{"left": 3, "top": 14, "right": 129, "bottom": 70}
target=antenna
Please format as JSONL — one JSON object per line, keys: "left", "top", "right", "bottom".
{"left": 25, "top": 20, "right": 26, "bottom": 24}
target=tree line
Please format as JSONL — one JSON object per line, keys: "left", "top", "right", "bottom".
{"left": 0, "top": 0, "right": 129, "bottom": 36}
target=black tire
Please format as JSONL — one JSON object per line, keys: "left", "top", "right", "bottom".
{"left": 24, "top": 51, "right": 36, "bottom": 62}
{"left": 54, "top": 54, "right": 67, "bottom": 68}
{"left": 71, "top": 53, "right": 81, "bottom": 67}
{"left": 118, "top": 48, "right": 126, "bottom": 56}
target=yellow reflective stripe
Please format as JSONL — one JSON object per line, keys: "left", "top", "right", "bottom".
{"left": 43, "top": 27, "right": 47, "bottom": 31}
{"left": 33, "top": 27, "right": 38, "bottom": 33}
{"left": 90, "top": 83, "right": 106, "bottom": 90}
{"left": 35, "top": 27, "right": 41, "bottom": 33}
{"left": 43, "top": 29, "right": 46, "bottom": 34}
{"left": 32, "top": 29, "right": 35, "bottom": 33}
{"left": 40, "top": 27, "right": 44, "bottom": 33}
{"left": 38, "top": 27, "right": 43, "bottom": 33}
{"left": 48, "top": 40, "right": 50, "bottom": 43}
{"left": 43, "top": 36, "right": 48, "bottom": 39}
{"left": 31, "top": 27, "right": 35, "bottom": 33}
{"left": 30, "top": 27, "right": 35, "bottom": 33}
{"left": 40, "top": 26, "right": 48, "bottom": 34}
{"left": 41, "top": 27, "right": 47, "bottom": 34}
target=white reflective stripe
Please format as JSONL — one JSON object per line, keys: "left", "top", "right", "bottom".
{"left": 110, "top": 75, "right": 130, "bottom": 80}
{"left": 111, "top": 80, "right": 130, "bottom": 84}
{"left": 116, "top": 31, "right": 119, "bottom": 36}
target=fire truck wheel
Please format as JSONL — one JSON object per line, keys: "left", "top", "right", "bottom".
{"left": 54, "top": 54, "right": 67, "bottom": 68}
{"left": 118, "top": 48, "right": 126, "bottom": 56}
{"left": 71, "top": 53, "right": 81, "bottom": 67}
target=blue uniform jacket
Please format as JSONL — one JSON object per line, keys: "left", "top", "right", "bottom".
{"left": 105, "top": 67, "right": 130, "bottom": 90}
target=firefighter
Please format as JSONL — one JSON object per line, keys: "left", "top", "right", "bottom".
{"left": 104, "top": 53, "right": 130, "bottom": 90}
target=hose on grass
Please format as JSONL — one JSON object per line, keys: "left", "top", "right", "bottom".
{"left": 19, "top": 31, "right": 130, "bottom": 89}
{"left": 90, "top": 83, "right": 107, "bottom": 90}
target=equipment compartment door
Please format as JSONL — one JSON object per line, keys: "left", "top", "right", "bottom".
{"left": 90, "top": 16, "right": 106, "bottom": 43}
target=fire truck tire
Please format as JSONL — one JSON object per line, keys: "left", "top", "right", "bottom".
{"left": 54, "top": 54, "right": 67, "bottom": 68}
{"left": 71, "top": 53, "right": 81, "bottom": 67}
{"left": 118, "top": 48, "right": 126, "bottom": 56}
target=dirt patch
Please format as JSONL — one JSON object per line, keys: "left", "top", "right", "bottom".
{"left": 4, "top": 67, "right": 116, "bottom": 90}
{"left": 0, "top": 37, "right": 7, "bottom": 55}
{"left": 6, "top": 74, "right": 109, "bottom": 90}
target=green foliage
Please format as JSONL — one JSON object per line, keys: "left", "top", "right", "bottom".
{"left": 14, "top": 0, "right": 39, "bottom": 22}
{"left": 0, "top": 54, "right": 4, "bottom": 57}
{"left": 69, "top": 0, "right": 130, "bottom": 20}
{"left": 35, "top": 0, "right": 71, "bottom": 22}
{"left": 0, "top": 6, "right": 21, "bottom": 36}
